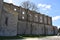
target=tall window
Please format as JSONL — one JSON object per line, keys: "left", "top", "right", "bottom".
{"left": 5, "top": 17, "right": 8, "bottom": 26}
{"left": 40, "top": 16, "right": 43, "bottom": 23}
{"left": 14, "top": 8, "right": 17, "bottom": 11}
{"left": 22, "top": 12, "right": 25, "bottom": 14}
{"left": 22, "top": 16, "right": 24, "bottom": 19}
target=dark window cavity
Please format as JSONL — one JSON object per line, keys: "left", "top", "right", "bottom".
{"left": 5, "top": 17, "right": 8, "bottom": 26}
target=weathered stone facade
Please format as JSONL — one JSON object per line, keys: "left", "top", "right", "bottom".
{"left": 0, "top": 0, "right": 58, "bottom": 36}
{"left": 0, "top": 1, "right": 18, "bottom": 36}
{"left": 0, "top": 9, "right": 18, "bottom": 36}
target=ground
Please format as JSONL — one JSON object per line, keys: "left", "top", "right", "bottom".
{"left": 3, "top": 36, "right": 60, "bottom": 40}
{"left": 23, "top": 36, "right": 60, "bottom": 40}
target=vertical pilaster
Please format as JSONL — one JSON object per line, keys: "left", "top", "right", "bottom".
{"left": 0, "top": 0, "right": 3, "bottom": 26}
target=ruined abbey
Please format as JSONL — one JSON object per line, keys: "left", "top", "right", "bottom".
{"left": 0, "top": 0, "right": 58, "bottom": 36}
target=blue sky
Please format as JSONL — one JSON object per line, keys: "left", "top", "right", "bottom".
{"left": 4, "top": 0, "right": 60, "bottom": 28}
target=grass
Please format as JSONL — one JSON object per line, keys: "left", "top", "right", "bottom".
{"left": 0, "top": 36, "right": 24, "bottom": 39}
{"left": 0, "top": 34, "right": 55, "bottom": 39}
{"left": 19, "top": 34, "right": 47, "bottom": 38}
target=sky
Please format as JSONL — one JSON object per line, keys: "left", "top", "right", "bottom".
{"left": 4, "top": 0, "right": 60, "bottom": 28}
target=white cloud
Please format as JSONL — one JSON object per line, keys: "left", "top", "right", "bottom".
{"left": 8, "top": 0, "right": 13, "bottom": 3}
{"left": 38, "top": 4, "right": 46, "bottom": 8}
{"left": 38, "top": 4, "right": 51, "bottom": 10}
{"left": 58, "top": 26, "right": 60, "bottom": 28}
{"left": 52, "top": 16, "right": 60, "bottom": 21}
{"left": 4, "top": 0, "right": 13, "bottom": 3}
{"left": 45, "top": 5, "right": 51, "bottom": 9}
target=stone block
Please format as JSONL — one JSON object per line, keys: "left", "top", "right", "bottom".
{"left": 25, "top": 22, "right": 32, "bottom": 34}
{"left": 17, "top": 21, "right": 27, "bottom": 35}
{"left": 32, "top": 23, "right": 39, "bottom": 35}
{"left": 38, "top": 24, "right": 44, "bottom": 35}
{"left": 45, "top": 25, "right": 54, "bottom": 35}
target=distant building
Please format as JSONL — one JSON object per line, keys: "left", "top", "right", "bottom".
{"left": 0, "top": 0, "right": 58, "bottom": 36}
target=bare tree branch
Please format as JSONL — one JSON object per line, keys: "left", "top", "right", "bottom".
{"left": 21, "top": 1, "right": 38, "bottom": 11}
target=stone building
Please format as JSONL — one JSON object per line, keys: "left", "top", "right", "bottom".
{"left": 0, "top": 0, "right": 58, "bottom": 36}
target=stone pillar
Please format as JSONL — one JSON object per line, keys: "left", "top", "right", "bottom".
{"left": 0, "top": 0, "right": 3, "bottom": 26}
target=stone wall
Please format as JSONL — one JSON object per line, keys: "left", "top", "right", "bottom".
{"left": 47, "top": 16, "right": 52, "bottom": 25}
{"left": 0, "top": 2, "right": 58, "bottom": 36}
{"left": 17, "top": 21, "right": 27, "bottom": 35}
{"left": 43, "top": 15, "right": 48, "bottom": 25}
{"left": 53, "top": 26, "right": 58, "bottom": 35}
{"left": 38, "top": 24, "right": 44, "bottom": 35}
{"left": 45, "top": 25, "right": 54, "bottom": 35}
{"left": 0, "top": 6, "right": 18, "bottom": 36}
{"left": 17, "top": 21, "right": 45, "bottom": 35}
{"left": 25, "top": 22, "right": 32, "bottom": 34}
{"left": 32, "top": 23, "right": 39, "bottom": 35}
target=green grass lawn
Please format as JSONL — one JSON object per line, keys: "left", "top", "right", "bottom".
{"left": 0, "top": 36, "right": 24, "bottom": 39}
{"left": 0, "top": 35, "right": 47, "bottom": 39}
{"left": 0, "top": 35, "right": 55, "bottom": 39}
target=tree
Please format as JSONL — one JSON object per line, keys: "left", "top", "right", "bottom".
{"left": 21, "top": 1, "right": 38, "bottom": 11}
{"left": 58, "top": 28, "right": 60, "bottom": 33}
{"left": 30, "top": 2, "right": 38, "bottom": 11}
